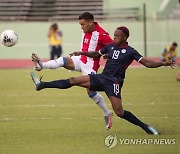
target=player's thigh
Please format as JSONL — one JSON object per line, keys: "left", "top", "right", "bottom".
{"left": 80, "top": 62, "right": 96, "bottom": 75}
{"left": 104, "top": 81, "right": 124, "bottom": 116}
{"left": 70, "top": 75, "right": 90, "bottom": 88}
{"left": 108, "top": 96, "right": 124, "bottom": 116}
{"left": 80, "top": 62, "right": 97, "bottom": 94}
{"left": 65, "top": 56, "right": 81, "bottom": 71}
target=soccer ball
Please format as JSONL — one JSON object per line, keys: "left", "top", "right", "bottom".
{"left": 0, "top": 30, "right": 18, "bottom": 47}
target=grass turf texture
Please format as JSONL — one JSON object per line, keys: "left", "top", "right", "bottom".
{"left": 0, "top": 68, "right": 179, "bottom": 154}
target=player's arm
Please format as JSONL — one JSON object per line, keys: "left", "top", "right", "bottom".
{"left": 139, "top": 57, "right": 174, "bottom": 68}
{"left": 69, "top": 51, "right": 102, "bottom": 58}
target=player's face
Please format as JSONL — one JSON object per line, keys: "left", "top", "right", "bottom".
{"left": 113, "top": 29, "right": 127, "bottom": 46}
{"left": 79, "top": 19, "right": 93, "bottom": 33}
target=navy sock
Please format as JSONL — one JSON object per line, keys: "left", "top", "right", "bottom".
{"left": 44, "top": 79, "right": 72, "bottom": 89}
{"left": 121, "top": 110, "right": 145, "bottom": 128}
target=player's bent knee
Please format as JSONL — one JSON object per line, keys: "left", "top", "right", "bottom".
{"left": 114, "top": 110, "right": 124, "bottom": 117}
{"left": 69, "top": 77, "right": 78, "bottom": 85}
{"left": 64, "top": 56, "right": 75, "bottom": 70}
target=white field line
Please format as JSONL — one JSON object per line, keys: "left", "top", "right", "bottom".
{"left": 0, "top": 117, "right": 73, "bottom": 121}
{"left": 0, "top": 104, "right": 97, "bottom": 108}
{"left": 0, "top": 116, "right": 179, "bottom": 122}
{"left": 0, "top": 103, "right": 179, "bottom": 108}
{"left": 0, "top": 102, "right": 179, "bottom": 108}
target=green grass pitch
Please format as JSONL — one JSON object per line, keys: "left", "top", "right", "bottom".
{"left": 0, "top": 67, "right": 179, "bottom": 154}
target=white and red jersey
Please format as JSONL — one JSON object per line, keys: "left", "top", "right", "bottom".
{"left": 80, "top": 22, "right": 113, "bottom": 71}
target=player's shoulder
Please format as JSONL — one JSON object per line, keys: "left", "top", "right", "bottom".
{"left": 95, "top": 22, "right": 110, "bottom": 35}
{"left": 125, "top": 45, "right": 143, "bottom": 57}
{"left": 126, "top": 45, "right": 137, "bottom": 52}
{"left": 105, "top": 43, "right": 115, "bottom": 49}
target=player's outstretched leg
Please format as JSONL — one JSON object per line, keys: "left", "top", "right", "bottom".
{"left": 31, "top": 72, "right": 113, "bottom": 129}
{"left": 121, "top": 110, "right": 160, "bottom": 135}
{"left": 31, "top": 53, "right": 69, "bottom": 71}
{"left": 31, "top": 72, "right": 72, "bottom": 91}
{"left": 109, "top": 96, "right": 160, "bottom": 135}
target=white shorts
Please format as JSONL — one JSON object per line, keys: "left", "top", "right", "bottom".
{"left": 71, "top": 56, "right": 97, "bottom": 75}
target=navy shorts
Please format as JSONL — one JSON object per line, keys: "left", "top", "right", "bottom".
{"left": 89, "top": 74, "right": 123, "bottom": 98}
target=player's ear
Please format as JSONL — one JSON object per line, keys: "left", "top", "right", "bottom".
{"left": 123, "top": 34, "right": 128, "bottom": 41}
{"left": 89, "top": 20, "right": 93, "bottom": 25}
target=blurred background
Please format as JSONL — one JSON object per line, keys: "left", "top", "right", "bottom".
{"left": 0, "top": 0, "right": 179, "bottom": 67}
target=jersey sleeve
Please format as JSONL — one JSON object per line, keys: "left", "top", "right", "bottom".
{"left": 132, "top": 49, "right": 143, "bottom": 62}
{"left": 99, "top": 45, "right": 109, "bottom": 55}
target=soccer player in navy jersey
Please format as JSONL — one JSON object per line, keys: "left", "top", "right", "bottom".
{"left": 31, "top": 26, "right": 174, "bottom": 134}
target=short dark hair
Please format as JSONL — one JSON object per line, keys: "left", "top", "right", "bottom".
{"left": 172, "top": 42, "right": 178, "bottom": 47}
{"left": 117, "top": 26, "right": 130, "bottom": 38}
{"left": 79, "top": 12, "right": 94, "bottom": 21}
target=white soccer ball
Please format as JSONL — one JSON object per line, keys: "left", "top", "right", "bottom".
{"left": 0, "top": 30, "right": 18, "bottom": 47}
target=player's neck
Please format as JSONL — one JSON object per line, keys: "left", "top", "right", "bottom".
{"left": 89, "top": 23, "right": 96, "bottom": 32}
{"left": 117, "top": 42, "right": 128, "bottom": 48}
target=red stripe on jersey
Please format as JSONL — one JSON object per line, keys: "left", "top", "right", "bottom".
{"left": 80, "top": 22, "right": 113, "bottom": 71}
{"left": 81, "top": 32, "right": 92, "bottom": 64}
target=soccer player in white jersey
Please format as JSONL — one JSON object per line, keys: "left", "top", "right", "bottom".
{"left": 32, "top": 12, "right": 113, "bottom": 129}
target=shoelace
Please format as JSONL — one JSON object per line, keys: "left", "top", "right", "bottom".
{"left": 39, "top": 76, "right": 43, "bottom": 81}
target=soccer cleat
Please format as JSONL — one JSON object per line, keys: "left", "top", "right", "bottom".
{"left": 30, "top": 72, "right": 44, "bottom": 91}
{"left": 31, "top": 53, "right": 43, "bottom": 71}
{"left": 104, "top": 111, "right": 113, "bottom": 130}
{"left": 143, "top": 124, "right": 160, "bottom": 135}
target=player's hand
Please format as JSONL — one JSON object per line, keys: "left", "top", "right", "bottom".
{"left": 176, "top": 72, "right": 180, "bottom": 82}
{"left": 69, "top": 51, "right": 81, "bottom": 57}
{"left": 163, "top": 60, "right": 175, "bottom": 69}
{"left": 102, "top": 54, "right": 108, "bottom": 59}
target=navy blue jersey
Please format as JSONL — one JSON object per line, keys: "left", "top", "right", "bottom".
{"left": 100, "top": 43, "right": 143, "bottom": 82}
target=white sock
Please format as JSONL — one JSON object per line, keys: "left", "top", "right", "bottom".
{"left": 90, "top": 92, "right": 110, "bottom": 116}
{"left": 42, "top": 57, "right": 65, "bottom": 69}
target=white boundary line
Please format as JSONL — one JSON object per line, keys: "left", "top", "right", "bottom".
{"left": 0, "top": 116, "right": 179, "bottom": 121}
{"left": 0, "top": 102, "right": 179, "bottom": 108}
